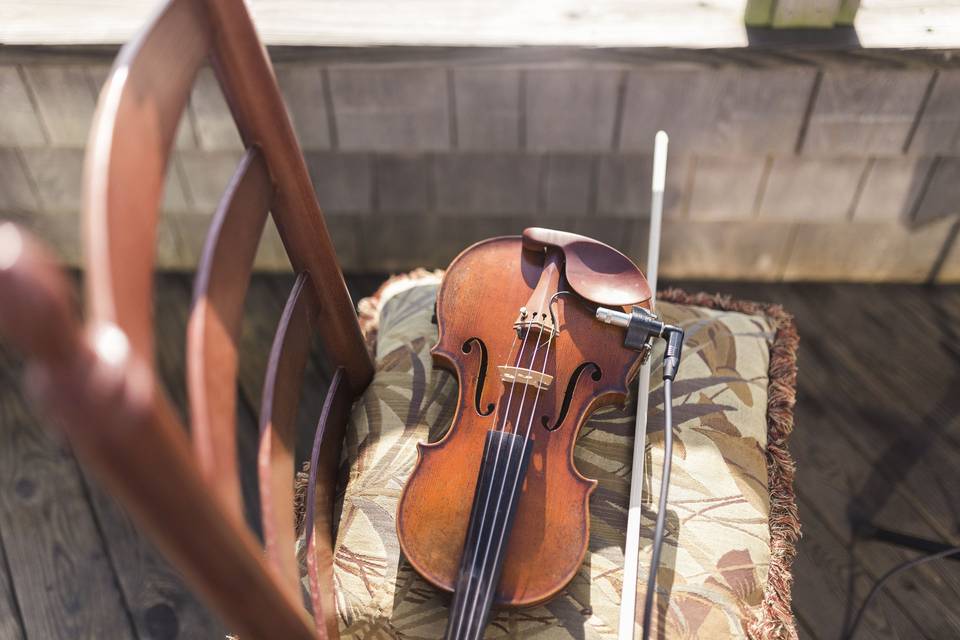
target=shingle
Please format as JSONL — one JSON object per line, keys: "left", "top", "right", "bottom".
{"left": 328, "top": 67, "right": 449, "bottom": 151}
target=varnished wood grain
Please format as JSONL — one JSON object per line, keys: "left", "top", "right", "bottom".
{"left": 258, "top": 272, "right": 316, "bottom": 599}
{"left": 188, "top": 147, "right": 272, "bottom": 522}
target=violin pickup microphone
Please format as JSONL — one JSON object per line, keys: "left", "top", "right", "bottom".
{"left": 595, "top": 307, "right": 632, "bottom": 328}
{"left": 595, "top": 305, "right": 684, "bottom": 381}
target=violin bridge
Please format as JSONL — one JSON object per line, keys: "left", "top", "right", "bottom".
{"left": 497, "top": 365, "right": 553, "bottom": 390}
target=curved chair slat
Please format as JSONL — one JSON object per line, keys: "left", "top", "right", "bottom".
{"left": 84, "top": 0, "right": 211, "bottom": 366}
{"left": 0, "top": 224, "right": 318, "bottom": 640}
{"left": 188, "top": 147, "right": 273, "bottom": 521}
{"left": 305, "top": 367, "right": 352, "bottom": 639}
{"left": 260, "top": 272, "right": 318, "bottom": 599}
{"left": 202, "top": 0, "right": 374, "bottom": 395}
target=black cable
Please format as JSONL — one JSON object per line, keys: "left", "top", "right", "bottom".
{"left": 641, "top": 376, "right": 674, "bottom": 640}
{"left": 841, "top": 545, "right": 960, "bottom": 640}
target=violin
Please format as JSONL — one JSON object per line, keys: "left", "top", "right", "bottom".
{"left": 397, "top": 227, "right": 653, "bottom": 639}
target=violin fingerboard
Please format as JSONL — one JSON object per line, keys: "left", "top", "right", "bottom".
{"left": 444, "top": 430, "right": 532, "bottom": 640}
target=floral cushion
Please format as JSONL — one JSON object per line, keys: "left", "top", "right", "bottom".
{"left": 300, "top": 273, "right": 799, "bottom": 640}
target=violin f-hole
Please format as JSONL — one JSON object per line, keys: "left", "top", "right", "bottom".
{"left": 542, "top": 362, "right": 602, "bottom": 431}
{"left": 462, "top": 337, "right": 495, "bottom": 416}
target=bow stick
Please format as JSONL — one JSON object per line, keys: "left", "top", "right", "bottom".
{"left": 617, "top": 130, "right": 668, "bottom": 640}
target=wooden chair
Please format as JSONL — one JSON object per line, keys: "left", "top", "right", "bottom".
{"left": 0, "top": 0, "right": 373, "bottom": 637}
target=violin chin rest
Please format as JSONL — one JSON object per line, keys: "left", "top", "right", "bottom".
{"left": 521, "top": 227, "right": 652, "bottom": 308}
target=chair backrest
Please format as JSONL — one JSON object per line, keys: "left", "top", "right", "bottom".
{"left": 0, "top": 0, "right": 375, "bottom": 637}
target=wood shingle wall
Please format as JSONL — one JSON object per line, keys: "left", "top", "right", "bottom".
{"left": 1, "top": 47, "right": 959, "bottom": 282}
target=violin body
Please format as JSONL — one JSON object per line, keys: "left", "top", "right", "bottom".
{"left": 397, "top": 231, "right": 649, "bottom": 616}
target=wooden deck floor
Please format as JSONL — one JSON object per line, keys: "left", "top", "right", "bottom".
{"left": 0, "top": 274, "right": 958, "bottom": 639}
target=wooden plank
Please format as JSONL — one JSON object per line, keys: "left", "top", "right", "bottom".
{"left": 327, "top": 66, "right": 449, "bottom": 151}
{"left": 176, "top": 150, "right": 245, "bottom": 212}
{"left": 938, "top": 228, "right": 960, "bottom": 283}
{"left": 541, "top": 154, "right": 594, "bottom": 215}
{"left": 433, "top": 154, "right": 540, "bottom": 214}
{"left": 80, "top": 478, "right": 227, "bottom": 639}
{"left": 19, "top": 148, "right": 85, "bottom": 213}
{"left": 190, "top": 67, "right": 243, "bottom": 151}
{"left": 766, "top": 284, "right": 960, "bottom": 539}
{"left": 802, "top": 68, "right": 932, "bottom": 155}
{"left": 0, "top": 149, "right": 39, "bottom": 212}
{"left": 525, "top": 68, "right": 620, "bottom": 151}
{"left": 852, "top": 157, "right": 934, "bottom": 222}
{"left": 252, "top": 217, "right": 293, "bottom": 273}
{"left": 303, "top": 152, "right": 373, "bottom": 214}
{"left": 687, "top": 156, "right": 767, "bottom": 220}
{"left": 686, "top": 280, "right": 960, "bottom": 638}
{"left": 620, "top": 66, "right": 816, "bottom": 154}
{"left": 161, "top": 156, "right": 192, "bottom": 213}
{"left": 792, "top": 494, "right": 924, "bottom": 640}
{"left": 153, "top": 273, "right": 193, "bottom": 418}
{"left": 596, "top": 153, "right": 689, "bottom": 218}
{"left": 907, "top": 69, "right": 960, "bottom": 155}
{"left": 20, "top": 64, "right": 98, "bottom": 147}
{"left": 0, "top": 65, "right": 46, "bottom": 146}
{"left": 782, "top": 220, "right": 954, "bottom": 281}
{"left": 274, "top": 62, "right": 331, "bottom": 151}
{"left": 3, "top": 1, "right": 959, "bottom": 49}
{"left": 658, "top": 220, "right": 794, "bottom": 280}
{"left": 453, "top": 68, "right": 521, "bottom": 151}
{"left": 0, "top": 350, "right": 136, "bottom": 639}
{"left": 913, "top": 157, "right": 960, "bottom": 225}
{"left": 758, "top": 157, "right": 866, "bottom": 221}
{"left": 355, "top": 213, "right": 539, "bottom": 272}
{"left": 785, "top": 345, "right": 960, "bottom": 637}
{"left": 0, "top": 496, "right": 25, "bottom": 640}
{"left": 374, "top": 154, "right": 431, "bottom": 214}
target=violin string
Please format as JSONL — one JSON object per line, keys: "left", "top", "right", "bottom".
{"left": 452, "top": 294, "right": 548, "bottom": 639}
{"left": 461, "top": 298, "right": 558, "bottom": 639}
{"left": 467, "top": 298, "right": 559, "bottom": 639}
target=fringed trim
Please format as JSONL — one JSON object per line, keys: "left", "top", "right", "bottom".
{"left": 659, "top": 288, "right": 801, "bottom": 640}
{"left": 294, "top": 463, "right": 310, "bottom": 537}
{"left": 357, "top": 268, "right": 444, "bottom": 355}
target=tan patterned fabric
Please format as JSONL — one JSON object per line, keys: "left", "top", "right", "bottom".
{"left": 300, "top": 276, "right": 798, "bottom": 639}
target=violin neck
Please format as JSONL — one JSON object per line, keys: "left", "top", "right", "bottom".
{"left": 444, "top": 430, "right": 533, "bottom": 640}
